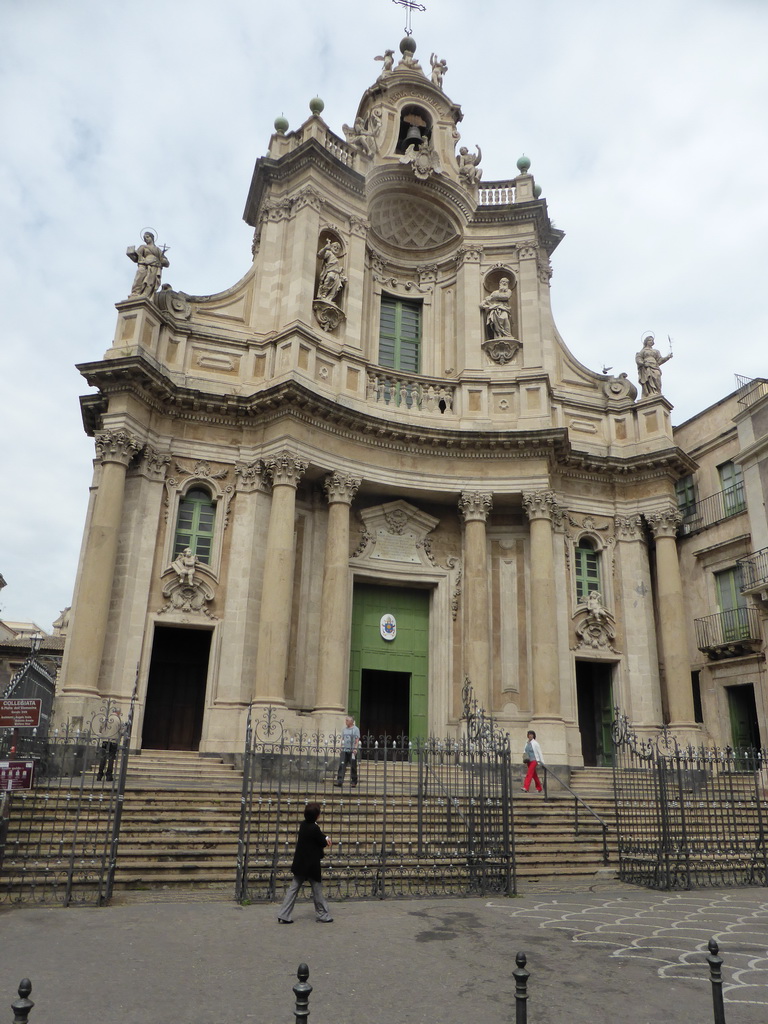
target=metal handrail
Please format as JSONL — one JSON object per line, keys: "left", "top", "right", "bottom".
{"left": 541, "top": 766, "right": 610, "bottom": 864}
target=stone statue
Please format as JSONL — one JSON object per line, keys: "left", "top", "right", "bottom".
{"left": 586, "top": 590, "right": 607, "bottom": 621}
{"left": 635, "top": 334, "right": 672, "bottom": 398}
{"left": 430, "top": 53, "right": 448, "bottom": 87}
{"left": 171, "top": 547, "right": 198, "bottom": 587}
{"left": 342, "top": 110, "right": 381, "bottom": 157}
{"left": 316, "top": 241, "right": 347, "bottom": 304}
{"left": 126, "top": 231, "right": 169, "bottom": 298}
{"left": 481, "top": 278, "right": 513, "bottom": 338}
{"left": 374, "top": 49, "right": 395, "bottom": 75}
{"left": 457, "top": 145, "right": 482, "bottom": 187}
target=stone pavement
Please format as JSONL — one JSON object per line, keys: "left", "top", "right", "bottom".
{"left": 2, "top": 878, "right": 768, "bottom": 1024}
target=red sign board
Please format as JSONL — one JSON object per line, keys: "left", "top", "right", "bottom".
{"left": 0, "top": 698, "right": 42, "bottom": 729}
{"left": 0, "top": 760, "right": 35, "bottom": 791}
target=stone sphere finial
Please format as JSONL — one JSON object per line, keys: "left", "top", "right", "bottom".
{"left": 517, "top": 154, "right": 531, "bottom": 174}
{"left": 400, "top": 35, "right": 417, "bottom": 56}
{"left": 274, "top": 114, "right": 289, "bottom": 135}
{"left": 309, "top": 96, "right": 324, "bottom": 116}
{"left": 533, "top": 184, "right": 542, "bottom": 198}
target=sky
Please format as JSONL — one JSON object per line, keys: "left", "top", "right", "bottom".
{"left": 1, "top": 0, "right": 766, "bottom": 631}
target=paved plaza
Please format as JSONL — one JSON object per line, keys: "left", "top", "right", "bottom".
{"left": 3, "top": 879, "right": 768, "bottom": 1023}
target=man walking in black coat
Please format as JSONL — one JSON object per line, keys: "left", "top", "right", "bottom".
{"left": 277, "top": 802, "right": 334, "bottom": 923}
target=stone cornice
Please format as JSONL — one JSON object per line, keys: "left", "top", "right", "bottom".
{"left": 78, "top": 355, "right": 571, "bottom": 461}
{"left": 243, "top": 139, "right": 366, "bottom": 228}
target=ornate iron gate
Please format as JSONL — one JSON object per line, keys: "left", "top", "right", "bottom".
{"left": 0, "top": 697, "right": 134, "bottom": 906}
{"left": 612, "top": 710, "right": 768, "bottom": 890}
{"left": 236, "top": 682, "right": 515, "bottom": 901}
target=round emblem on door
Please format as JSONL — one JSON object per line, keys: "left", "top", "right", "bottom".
{"left": 380, "top": 614, "right": 397, "bottom": 641}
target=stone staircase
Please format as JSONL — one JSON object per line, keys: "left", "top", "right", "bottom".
{"left": 1, "top": 755, "right": 620, "bottom": 899}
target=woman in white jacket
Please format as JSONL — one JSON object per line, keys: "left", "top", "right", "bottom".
{"left": 522, "top": 730, "right": 544, "bottom": 793}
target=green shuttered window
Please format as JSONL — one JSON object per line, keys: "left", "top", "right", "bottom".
{"left": 379, "top": 296, "right": 421, "bottom": 373}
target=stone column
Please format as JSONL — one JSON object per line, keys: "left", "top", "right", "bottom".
{"left": 459, "top": 490, "right": 493, "bottom": 710}
{"left": 252, "top": 451, "right": 307, "bottom": 705}
{"left": 614, "top": 513, "right": 663, "bottom": 727}
{"left": 59, "top": 429, "right": 143, "bottom": 697}
{"left": 647, "top": 506, "right": 696, "bottom": 728}
{"left": 522, "top": 490, "right": 563, "bottom": 720}
{"left": 315, "top": 472, "right": 361, "bottom": 713}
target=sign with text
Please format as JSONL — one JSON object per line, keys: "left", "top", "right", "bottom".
{"left": 0, "top": 698, "right": 42, "bottom": 729}
{"left": 0, "top": 760, "right": 35, "bottom": 791}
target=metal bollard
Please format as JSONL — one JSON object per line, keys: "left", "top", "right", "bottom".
{"left": 707, "top": 938, "right": 726, "bottom": 1024}
{"left": 513, "top": 951, "right": 529, "bottom": 1024}
{"left": 293, "top": 963, "right": 312, "bottom": 1024}
{"left": 11, "top": 980, "right": 33, "bottom": 1024}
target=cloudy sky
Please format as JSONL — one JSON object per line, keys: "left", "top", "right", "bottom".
{"left": 1, "top": 0, "right": 766, "bottom": 631}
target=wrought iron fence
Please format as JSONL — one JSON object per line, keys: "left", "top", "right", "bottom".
{"left": 612, "top": 710, "right": 768, "bottom": 890}
{"left": 236, "top": 682, "right": 515, "bottom": 902}
{"left": 0, "top": 696, "right": 134, "bottom": 906}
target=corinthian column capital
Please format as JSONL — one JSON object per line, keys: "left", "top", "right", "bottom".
{"left": 522, "top": 489, "right": 562, "bottom": 524}
{"left": 645, "top": 506, "right": 682, "bottom": 539}
{"left": 458, "top": 491, "right": 493, "bottom": 523}
{"left": 614, "top": 513, "right": 644, "bottom": 540}
{"left": 265, "top": 451, "right": 308, "bottom": 489}
{"left": 94, "top": 429, "right": 144, "bottom": 467}
{"left": 324, "top": 471, "right": 361, "bottom": 505}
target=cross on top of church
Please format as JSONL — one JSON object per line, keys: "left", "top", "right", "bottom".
{"left": 392, "top": 0, "right": 426, "bottom": 36}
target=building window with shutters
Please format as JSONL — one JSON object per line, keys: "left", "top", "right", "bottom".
{"left": 718, "top": 461, "right": 746, "bottom": 517}
{"left": 173, "top": 487, "right": 216, "bottom": 565}
{"left": 575, "top": 538, "right": 601, "bottom": 604}
{"left": 378, "top": 295, "right": 421, "bottom": 373}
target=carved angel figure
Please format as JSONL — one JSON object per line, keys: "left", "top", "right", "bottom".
{"left": 342, "top": 110, "right": 380, "bottom": 158}
{"left": 374, "top": 49, "right": 395, "bottom": 75}
{"left": 171, "top": 547, "right": 198, "bottom": 587}
{"left": 316, "top": 241, "right": 347, "bottom": 304}
{"left": 457, "top": 145, "right": 482, "bottom": 187}
{"left": 430, "top": 53, "right": 448, "bottom": 87}
{"left": 126, "top": 231, "right": 169, "bottom": 298}
{"left": 400, "top": 136, "right": 441, "bottom": 181}
{"left": 586, "top": 590, "right": 607, "bottom": 621}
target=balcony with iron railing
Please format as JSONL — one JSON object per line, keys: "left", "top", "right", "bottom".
{"left": 737, "top": 546, "right": 768, "bottom": 595}
{"left": 694, "top": 606, "right": 762, "bottom": 658}
{"left": 735, "top": 374, "right": 768, "bottom": 410}
{"left": 679, "top": 482, "right": 747, "bottom": 536}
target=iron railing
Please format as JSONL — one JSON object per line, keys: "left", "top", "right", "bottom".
{"left": 679, "top": 484, "right": 747, "bottom": 535}
{"left": 236, "top": 684, "right": 514, "bottom": 902}
{"left": 0, "top": 695, "right": 135, "bottom": 906}
{"left": 541, "top": 766, "right": 610, "bottom": 863}
{"left": 735, "top": 375, "right": 768, "bottom": 410}
{"left": 694, "top": 606, "right": 761, "bottom": 654}
{"left": 612, "top": 710, "right": 768, "bottom": 890}
{"left": 737, "top": 546, "right": 768, "bottom": 592}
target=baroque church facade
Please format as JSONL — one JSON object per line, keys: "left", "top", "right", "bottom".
{"left": 55, "top": 37, "right": 702, "bottom": 764}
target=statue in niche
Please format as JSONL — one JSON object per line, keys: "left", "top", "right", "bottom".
{"left": 481, "top": 277, "right": 514, "bottom": 338}
{"left": 374, "top": 49, "right": 395, "bottom": 76}
{"left": 342, "top": 109, "right": 381, "bottom": 157}
{"left": 126, "top": 231, "right": 169, "bottom": 298}
{"left": 316, "top": 240, "right": 347, "bottom": 304}
{"left": 635, "top": 333, "right": 672, "bottom": 398}
{"left": 430, "top": 53, "right": 448, "bottom": 87}
{"left": 457, "top": 145, "right": 482, "bottom": 187}
{"left": 171, "top": 547, "right": 199, "bottom": 586}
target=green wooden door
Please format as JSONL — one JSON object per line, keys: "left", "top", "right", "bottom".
{"left": 348, "top": 583, "right": 430, "bottom": 741}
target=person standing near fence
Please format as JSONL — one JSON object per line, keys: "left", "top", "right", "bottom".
{"left": 333, "top": 715, "right": 360, "bottom": 787}
{"left": 522, "top": 730, "right": 544, "bottom": 793}
{"left": 277, "top": 802, "right": 334, "bottom": 924}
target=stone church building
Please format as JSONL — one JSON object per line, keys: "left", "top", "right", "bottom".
{"left": 55, "top": 37, "right": 701, "bottom": 765}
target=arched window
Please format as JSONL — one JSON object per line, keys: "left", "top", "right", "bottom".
{"left": 174, "top": 488, "right": 216, "bottom": 565}
{"left": 575, "top": 538, "right": 601, "bottom": 604}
